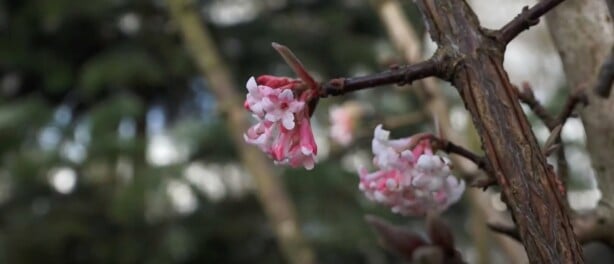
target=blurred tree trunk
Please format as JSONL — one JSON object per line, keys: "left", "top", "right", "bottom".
{"left": 546, "top": 0, "right": 614, "bottom": 246}
{"left": 166, "top": 1, "right": 315, "bottom": 263}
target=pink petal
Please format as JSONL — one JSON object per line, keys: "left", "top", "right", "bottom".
{"left": 257, "top": 75, "right": 294, "bottom": 89}
{"left": 298, "top": 119, "right": 317, "bottom": 155}
{"left": 288, "top": 101, "right": 305, "bottom": 113}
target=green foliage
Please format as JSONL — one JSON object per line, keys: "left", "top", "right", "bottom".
{"left": 0, "top": 0, "right": 477, "bottom": 263}
{"left": 79, "top": 48, "right": 165, "bottom": 96}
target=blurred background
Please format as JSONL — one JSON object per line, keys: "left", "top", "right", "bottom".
{"left": 0, "top": 0, "right": 599, "bottom": 263}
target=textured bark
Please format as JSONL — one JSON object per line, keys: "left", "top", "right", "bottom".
{"left": 370, "top": 0, "right": 527, "bottom": 261}
{"left": 166, "top": 0, "right": 315, "bottom": 263}
{"left": 414, "top": 0, "right": 583, "bottom": 262}
{"left": 546, "top": 0, "right": 614, "bottom": 246}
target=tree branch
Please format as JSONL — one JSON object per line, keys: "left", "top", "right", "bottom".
{"left": 371, "top": 0, "right": 526, "bottom": 260}
{"left": 518, "top": 83, "right": 588, "bottom": 137}
{"left": 517, "top": 82, "right": 556, "bottom": 128}
{"left": 413, "top": 0, "right": 583, "bottom": 262}
{"left": 487, "top": 222, "right": 522, "bottom": 243}
{"left": 490, "top": 215, "right": 614, "bottom": 247}
{"left": 435, "top": 138, "right": 496, "bottom": 189}
{"left": 516, "top": 83, "right": 587, "bottom": 196}
{"left": 319, "top": 58, "right": 440, "bottom": 97}
{"left": 555, "top": 89, "right": 588, "bottom": 125}
{"left": 434, "top": 138, "right": 487, "bottom": 171}
{"left": 497, "top": 0, "right": 566, "bottom": 44}
{"left": 595, "top": 46, "right": 614, "bottom": 98}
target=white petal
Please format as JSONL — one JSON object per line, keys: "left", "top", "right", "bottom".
{"left": 387, "top": 138, "right": 412, "bottom": 150}
{"left": 303, "top": 159, "right": 315, "bottom": 170}
{"left": 427, "top": 178, "right": 444, "bottom": 191}
{"left": 265, "top": 110, "right": 282, "bottom": 122}
{"left": 445, "top": 177, "right": 465, "bottom": 203}
{"left": 374, "top": 191, "right": 388, "bottom": 203}
{"left": 386, "top": 179, "right": 397, "bottom": 190}
{"left": 301, "top": 146, "right": 313, "bottom": 155}
{"left": 279, "top": 89, "right": 294, "bottom": 101}
{"left": 282, "top": 113, "right": 296, "bottom": 130}
{"left": 250, "top": 102, "right": 264, "bottom": 115}
{"left": 400, "top": 150, "right": 414, "bottom": 162}
{"left": 411, "top": 174, "right": 427, "bottom": 187}
{"left": 261, "top": 97, "right": 275, "bottom": 112}
{"left": 373, "top": 124, "right": 390, "bottom": 140}
{"left": 246, "top": 77, "right": 258, "bottom": 92}
{"left": 416, "top": 155, "right": 437, "bottom": 170}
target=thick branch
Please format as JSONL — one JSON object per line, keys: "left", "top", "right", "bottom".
{"left": 497, "top": 0, "right": 565, "bottom": 44}
{"left": 490, "top": 216, "right": 614, "bottom": 247}
{"left": 372, "top": 0, "right": 526, "bottom": 260}
{"left": 319, "top": 59, "right": 440, "bottom": 97}
{"left": 414, "top": 0, "right": 583, "bottom": 262}
{"left": 517, "top": 83, "right": 583, "bottom": 186}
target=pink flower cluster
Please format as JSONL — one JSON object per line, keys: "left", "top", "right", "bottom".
{"left": 243, "top": 75, "right": 318, "bottom": 170}
{"left": 358, "top": 125, "right": 465, "bottom": 216}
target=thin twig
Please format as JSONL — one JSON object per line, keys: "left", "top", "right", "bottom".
{"left": 497, "top": 0, "right": 566, "bottom": 44}
{"left": 487, "top": 222, "right": 522, "bottom": 242}
{"left": 432, "top": 138, "right": 496, "bottom": 189}
{"left": 517, "top": 82, "right": 556, "bottom": 128}
{"left": 436, "top": 139, "right": 487, "bottom": 171}
{"left": 554, "top": 89, "right": 588, "bottom": 126}
{"left": 517, "top": 83, "right": 587, "bottom": 199}
{"left": 319, "top": 59, "right": 440, "bottom": 97}
{"left": 517, "top": 83, "right": 584, "bottom": 147}
{"left": 595, "top": 47, "right": 614, "bottom": 98}
{"left": 542, "top": 125, "right": 562, "bottom": 155}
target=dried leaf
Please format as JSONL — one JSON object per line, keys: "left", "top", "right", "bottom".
{"left": 426, "top": 213, "right": 455, "bottom": 254}
{"left": 365, "top": 215, "right": 427, "bottom": 260}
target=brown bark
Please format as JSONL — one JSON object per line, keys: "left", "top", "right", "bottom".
{"left": 321, "top": 1, "right": 584, "bottom": 261}
{"left": 166, "top": 0, "right": 315, "bottom": 263}
{"left": 413, "top": 0, "right": 583, "bottom": 262}
{"left": 546, "top": 0, "right": 614, "bottom": 246}
{"left": 370, "top": 0, "right": 528, "bottom": 261}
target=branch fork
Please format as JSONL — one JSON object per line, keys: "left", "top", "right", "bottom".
{"left": 270, "top": 0, "right": 583, "bottom": 261}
